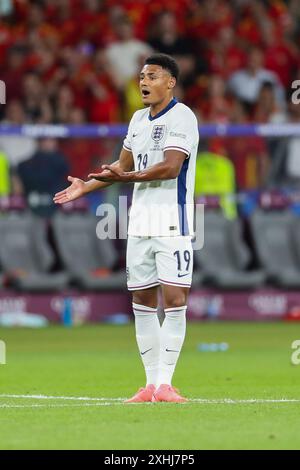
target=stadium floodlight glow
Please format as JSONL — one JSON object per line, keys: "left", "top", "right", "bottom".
{"left": 0, "top": 80, "right": 6, "bottom": 105}
{"left": 0, "top": 340, "right": 6, "bottom": 365}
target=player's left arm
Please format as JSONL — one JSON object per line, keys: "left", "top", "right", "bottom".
{"left": 89, "top": 150, "right": 187, "bottom": 183}
{"left": 89, "top": 108, "right": 198, "bottom": 183}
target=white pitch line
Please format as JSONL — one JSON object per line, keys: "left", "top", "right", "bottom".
{"left": 0, "top": 402, "right": 130, "bottom": 409}
{"left": 189, "top": 398, "right": 300, "bottom": 404}
{"left": 0, "top": 400, "right": 300, "bottom": 409}
{"left": 0, "top": 394, "right": 124, "bottom": 401}
{"left": 0, "top": 394, "right": 300, "bottom": 405}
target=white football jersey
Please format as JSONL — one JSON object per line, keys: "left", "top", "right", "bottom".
{"left": 123, "top": 98, "right": 199, "bottom": 237}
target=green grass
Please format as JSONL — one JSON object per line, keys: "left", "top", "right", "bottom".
{"left": 0, "top": 322, "right": 300, "bottom": 450}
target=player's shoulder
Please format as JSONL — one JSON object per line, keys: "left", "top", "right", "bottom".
{"left": 171, "top": 102, "right": 198, "bottom": 126}
{"left": 129, "top": 107, "right": 149, "bottom": 124}
{"left": 173, "top": 102, "right": 197, "bottom": 120}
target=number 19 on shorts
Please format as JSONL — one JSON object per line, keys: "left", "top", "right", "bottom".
{"left": 174, "top": 250, "right": 191, "bottom": 278}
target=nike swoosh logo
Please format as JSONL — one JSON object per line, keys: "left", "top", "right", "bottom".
{"left": 141, "top": 348, "right": 152, "bottom": 356}
{"left": 166, "top": 348, "right": 179, "bottom": 353}
{"left": 178, "top": 273, "right": 189, "bottom": 278}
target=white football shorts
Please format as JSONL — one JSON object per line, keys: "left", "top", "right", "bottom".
{"left": 126, "top": 236, "right": 193, "bottom": 291}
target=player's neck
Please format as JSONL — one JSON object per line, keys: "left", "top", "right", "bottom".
{"left": 150, "top": 96, "right": 174, "bottom": 118}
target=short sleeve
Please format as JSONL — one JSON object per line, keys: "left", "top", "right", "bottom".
{"left": 123, "top": 114, "right": 135, "bottom": 152}
{"left": 164, "top": 108, "right": 198, "bottom": 157}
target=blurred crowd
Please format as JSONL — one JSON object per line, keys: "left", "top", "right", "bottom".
{"left": 1, "top": 0, "right": 300, "bottom": 124}
{"left": 0, "top": 0, "right": 300, "bottom": 206}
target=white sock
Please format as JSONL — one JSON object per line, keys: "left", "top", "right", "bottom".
{"left": 157, "top": 306, "right": 187, "bottom": 387}
{"left": 132, "top": 302, "right": 160, "bottom": 387}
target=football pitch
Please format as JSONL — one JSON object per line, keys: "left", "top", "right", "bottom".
{"left": 0, "top": 321, "right": 299, "bottom": 450}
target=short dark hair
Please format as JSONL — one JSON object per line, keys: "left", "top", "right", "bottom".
{"left": 144, "top": 53, "right": 179, "bottom": 80}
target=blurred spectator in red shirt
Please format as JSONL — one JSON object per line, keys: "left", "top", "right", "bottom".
{"left": 198, "top": 75, "right": 232, "bottom": 124}
{"left": 60, "top": 107, "right": 105, "bottom": 179}
{"left": 33, "top": 44, "right": 56, "bottom": 76}
{"left": 262, "top": 22, "right": 298, "bottom": 89}
{"left": 0, "top": 46, "right": 26, "bottom": 103}
{"left": 78, "top": 0, "right": 110, "bottom": 47}
{"left": 206, "top": 27, "right": 246, "bottom": 79}
{"left": 22, "top": 72, "right": 53, "bottom": 123}
{"left": 108, "top": 0, "right": 150, "bottom": 41}
{"left": 0, "top": 17, "right": 13, "bottom": 60}
{"left": 27, "top": 44, "right": 70, "bottom": 104}
{"left": 86, "top": 49, "right": 120, "bottom": 123}
{"left": 60, "top": 45, "right": 93, "bottom": 109}
{"left": 234, "top": 0, "right": 267, "bottom": 47}
{"left": 50, "top": 0, "right": 79, "bottom": 47}
{"left": 53, "top": 84, "right": 75, "bottom": 124}
{"left": 25, "top": 3, "right": 60, "bottom": 51}
{"left": 188, "top": 0, "right": 233, "bottom": 44}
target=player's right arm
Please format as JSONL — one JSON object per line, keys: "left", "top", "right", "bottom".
{"left": 53, "top": 148, "right": 133, "bottom": 205}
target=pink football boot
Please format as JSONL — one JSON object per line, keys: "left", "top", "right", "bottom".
{"left": 152, "top": 384, "right": 188, "bottom": 403}
{"left": 124, "top": 384, "right": 156, "bottom": 403}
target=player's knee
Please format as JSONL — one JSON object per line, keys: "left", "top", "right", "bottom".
{"left": 164, "top": 295, "right": 187, "bottom": 310}
{"left": 132, "top": 291, "right": 157, "bottom": 309}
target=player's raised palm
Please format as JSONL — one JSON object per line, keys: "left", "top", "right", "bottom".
{"left": 53, "top": 176, "right": 85, "bottom": 204}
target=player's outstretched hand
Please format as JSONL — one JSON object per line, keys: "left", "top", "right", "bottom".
{"left": 53, "top": 176, "right": 86, "bottom": 204}
{"left": 88, "top": 165, "right": 131, "bottom": 183}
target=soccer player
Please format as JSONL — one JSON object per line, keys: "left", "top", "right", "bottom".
{"left": 54, "top": 54, "right": 199, "bottom": 403}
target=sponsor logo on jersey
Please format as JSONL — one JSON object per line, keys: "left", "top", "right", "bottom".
{"left": 170, "top": 131, "right": 187, "bottom": 139}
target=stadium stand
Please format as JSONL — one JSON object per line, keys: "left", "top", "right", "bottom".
{"left": 250, "top": 204, "right": 300, "bottom": 289}
{"left": 0, "top": 201, "right": 70, "bottom": 291}
{"left": 52, "top": 208, "right": 126, "bottom": 291}
{"left": 194, "top": 208, "right": 266, "bottom": 289}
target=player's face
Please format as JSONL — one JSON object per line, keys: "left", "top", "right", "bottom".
{"left": 139, "top": 64, "right": 175, "bottom": 106}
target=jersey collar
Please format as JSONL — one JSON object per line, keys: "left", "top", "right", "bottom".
{"left": 148, "top": 97, "right": 178, "bottom": 121}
